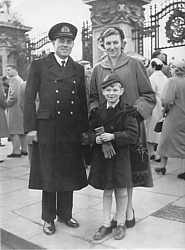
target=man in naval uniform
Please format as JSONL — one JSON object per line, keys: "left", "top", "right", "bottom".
{"left": 24, "top": 22, "right": 89, "bottom": 235}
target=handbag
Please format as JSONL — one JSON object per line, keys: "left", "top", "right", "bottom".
{"left": 154, "top": 117, "right": 164, "bottom": 133}
{"left": 130, "top": 121, "right": 149, "bottom": 187}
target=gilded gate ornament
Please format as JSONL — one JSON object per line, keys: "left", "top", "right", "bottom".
{"left": 165, "top": 9, "right": 185, "bottom": 45}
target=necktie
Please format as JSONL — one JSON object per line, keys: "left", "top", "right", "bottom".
{"left": 61, "top": 61, "right": 65, "bottom": 69}
{"left": 107, "top": 106, "right": 113, "bottom": 115}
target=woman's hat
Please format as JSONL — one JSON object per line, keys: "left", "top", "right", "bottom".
{"left": 171, "top": 59, "right": 185, "bottom": 71}
{"left": 150, "top": 58, "right": 163, "bottom": 65}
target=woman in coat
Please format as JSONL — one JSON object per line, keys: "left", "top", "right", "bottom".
{"left": 155, "top": 59, "right": 185, "bottom": 179}
{"left": 89, "top": 27, "right": 156, "bottom": 227}
{"left": 0, "top": 78, "right": 9, "bottom": 162}
{"left": 144, "top": 58, "right": 168, "bottom": 160}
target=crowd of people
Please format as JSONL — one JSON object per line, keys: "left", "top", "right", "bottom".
{"left": 0, "top": 21, "right": 185, "bottom": 241}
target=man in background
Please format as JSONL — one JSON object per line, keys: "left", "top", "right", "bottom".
{"left": 6, "top": 64, "right": 27, "bottom": 157}
{"left": 147, "top": 49, "right": 171, "bottom": 78}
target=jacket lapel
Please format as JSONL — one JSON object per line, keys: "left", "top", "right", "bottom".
{"left": 46, "top": 53, "right": 77, "bottom": 80}
{"left": 56, "top": 56, "right": 77, "bottom": 80}
{"left": 98, "top": 102, "right": 125, "bottom": 126}
{"left": 46, "top": 53, "right": 62, "bottom": 77}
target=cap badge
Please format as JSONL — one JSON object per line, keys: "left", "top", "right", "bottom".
{"left": 103, "top": 75, "right": 110, "bottom": 82}
{"left": 61, "top": 26, "right": 70, "bottom": 33}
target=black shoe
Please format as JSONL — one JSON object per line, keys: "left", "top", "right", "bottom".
{"left": 150, "top": 155, "right": 155, "bottom": 160}
{"left": 114, "top": 224, "right": 126, "bottom": 240}
{"left": 155, "top": 158, "right": 161, "bottom": 163}
{"left": 0, "top": 159, "right": 4, "bottom": 163}
{"left": 126, "top": 209, "right": 135, "bottom": 228}
{"left": 0, "top": 143, "right": 5, "bottom": 147}
{"left": 21, "top": 151, "right": 28, "bottom": 156}
{"left": 57, "top": 217, "right": 79, "bottom": 228}
{"left": 111, "top": 219, "right": 117, "bottom": 229}
{"left": 93, "top": 225, "right": 112, "bottom": 240}
{"left": 43, "top": 221, "right": 55, "bottom": 235}
{"left": 177, "top": 172, "right": 185, "bottom": 180}
{"left": 7, "top": 153, "right": 21, "bottom": 158}
{"left": 155, "top": 167, "right": 166, "bottom": 175}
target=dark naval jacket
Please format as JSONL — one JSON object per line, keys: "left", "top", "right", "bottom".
{"left": 24, "top": 53, "right": 88, "bottom": 191}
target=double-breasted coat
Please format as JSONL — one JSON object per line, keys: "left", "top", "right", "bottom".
{"left": 24, "top": 53, "right": 89, "bottom": 192}
{"left": 89, "top": 52, "right": 156, "bottom": 187}
{"left": 88, "top": 101, "right": 138, "bottom": 190}
{"left": 6, "top": 75, "right": 24, "bottom": 135}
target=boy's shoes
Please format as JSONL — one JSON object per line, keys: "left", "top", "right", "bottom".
{"left": 43, "top": 221, "right": 55, "bottom": 235}
{"left": 21, "top": 151, "right": 28, "bottom": 156}
{"left": 0, "top": 159, "right": 4, "bottom": 163}
{"left": 126, "top": 209, "right": 135, "bottom": 228}
{"left": 111, "top": 219, "right": 117, "bottom": 229}
{"left": 114, "top": 225, "right": 126, "bottom": 240}
{"left": 93, "top": 225, "right": 112, "bottom": 240}
{"left": 7, "top": 153, "right": 21, "bottom": 158}
{"left": 177, "top": 172, "right": 185, "bottom": 180}
{"left": 0, "top": 143, "right": 5, "bottom": 147}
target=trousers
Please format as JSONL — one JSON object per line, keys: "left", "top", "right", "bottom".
{"left": 41, "top": 190, "right": 73, "bottom": 222}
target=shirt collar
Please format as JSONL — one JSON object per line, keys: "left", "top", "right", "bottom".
{"left": 107, "top": 100, "right": 120, "bottom": 109}
{"left": 54, "top": 54, "right": 68, "bottom": 67}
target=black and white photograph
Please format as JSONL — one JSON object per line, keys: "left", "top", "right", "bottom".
{"left": 0, "top": 0, "right": 185, "bottom": 249}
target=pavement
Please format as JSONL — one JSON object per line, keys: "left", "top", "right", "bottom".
{"left": 0, "top": 137, "right": 185, "bottom": 250}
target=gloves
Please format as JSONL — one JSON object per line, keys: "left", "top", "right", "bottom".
{"left": 126, "top": 104, "right": 138, "bottom": 117}
{"left": 102, "top": 142, "right": 116, "bottom": 159}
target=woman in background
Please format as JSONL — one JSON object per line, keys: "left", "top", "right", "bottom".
{"left": 145, "top": 58, "right": 167, "bottom": 161}
{"left": 155, "top": 59, "right": 185, "bottom": 179}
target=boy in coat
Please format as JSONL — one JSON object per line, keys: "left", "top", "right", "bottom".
{"left": 88, "top": 74, "right": 138, "bottom": 241}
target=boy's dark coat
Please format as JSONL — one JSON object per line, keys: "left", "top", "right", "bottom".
{"left": 88, "top": 101, "right": 138, "bottom": 190}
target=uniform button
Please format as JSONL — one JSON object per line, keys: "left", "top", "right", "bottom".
{"left": 110, "top": 126, "right": 114, "bottom": 130}
{"left": 72, "top": 91, "right": 74, "bottom": 94}
{"left": 71, "top": 101, "right": 74, "bottom": 104}
{"left": 57, "top": 100, "right": 60, "bottom": 104}
{"left": 58, "top": 111, "right": 61, "bottom": 114}
{"left": 55, "top": 80, "right": 57, "bottom": 83}
{"left": 56, "top": 90, "right": 59, "bottom": 93}
{"left": 73, "top": 81, "right": 76, "bottom": 84}
{"left": 70, "top": 111, "right": 73, "bottom": 115}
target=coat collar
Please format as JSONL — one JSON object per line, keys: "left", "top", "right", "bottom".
{"left": 46, "top": 53, "right": 77, "bottom": 80}
{"left": 97, "top": 101, "right": 125, "bottom": 125}
{"left": 101, "top": 52, "right": 131, "bottom": 71}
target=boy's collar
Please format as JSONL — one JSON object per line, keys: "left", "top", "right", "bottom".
{"left": 107, "top": 99, "right": 120, "bottom": 109}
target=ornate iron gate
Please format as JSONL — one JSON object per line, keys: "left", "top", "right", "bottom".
{"left": 26, "top": 32, "right": 50, "bottom": 66}
{"left": 133, "top": 0, "right": 185, "bottom": 59}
